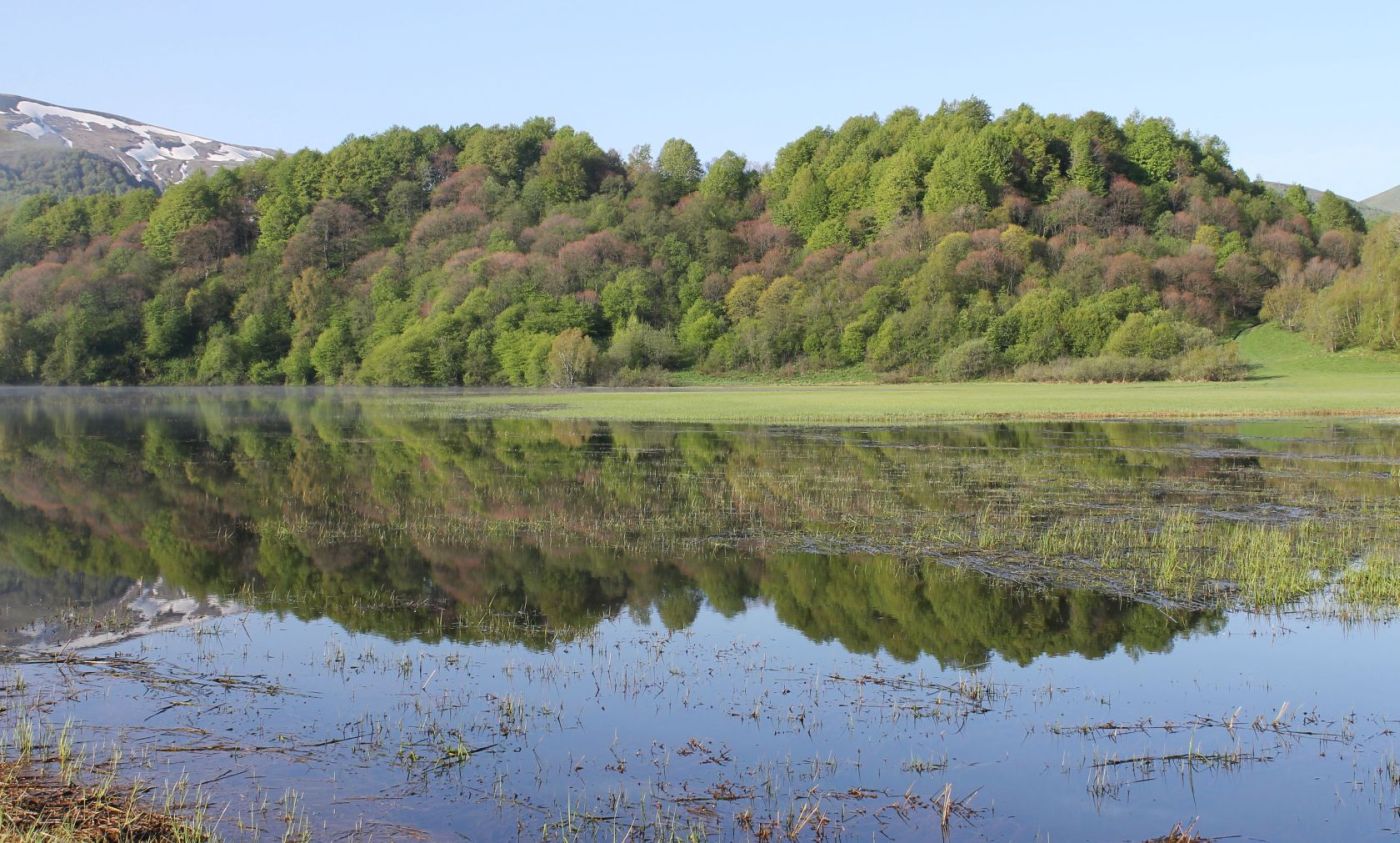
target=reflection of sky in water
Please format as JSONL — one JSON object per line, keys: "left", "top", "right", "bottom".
{"left": 19, "top": 603, "right": 1399, "bottom": 841}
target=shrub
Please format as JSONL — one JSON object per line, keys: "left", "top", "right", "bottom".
{"left": 247, "top": 360, "right": 285, "bottom": 384}
{"left": 604, "top": 320, "right": 678, "bottom": 372}
{"left": 1015, "top": 355, "right": 1168, "bottom": 383}
{"left": 936, "top": 338, "right": 1003, "bottom": 381}
{"left": 1170, "top": 343, "right": 1249, "bottom": 381}
{"left": 605, "top": 365, "right": 672, "bottom": 386}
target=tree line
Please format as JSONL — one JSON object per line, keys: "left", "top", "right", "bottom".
{"left": 0, "top": 99, "right": 1388, "bottom": 386}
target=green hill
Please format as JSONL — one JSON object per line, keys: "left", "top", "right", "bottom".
{"left": 0, "top": 100, "right": 1391, "bottom": 389}
{"left": 1237, "top": 324, "right": 1400, "bottom": 377}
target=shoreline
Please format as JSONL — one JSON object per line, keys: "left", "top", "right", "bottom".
{"left": 2, "top": 379, "right": 1399, "bottom": 426}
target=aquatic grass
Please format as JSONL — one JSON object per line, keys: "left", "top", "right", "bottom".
{"left": 1336, "top": 551, "right": 1400, "bottom": 608}
{"left": 1147, "top": 821, "right": 1210, "bottom": 843}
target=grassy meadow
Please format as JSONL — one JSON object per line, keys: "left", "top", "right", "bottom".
{"left": 444, "top": 326, "right": 1400, "bottom": 425}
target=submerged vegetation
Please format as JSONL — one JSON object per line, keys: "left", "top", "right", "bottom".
{"left": 0, "top": 100, "right": 1393, "bottom": 388}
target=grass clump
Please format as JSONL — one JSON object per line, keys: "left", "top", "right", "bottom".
{"left": 1336, "top": 551, "right": 1400, "bottom": 608}
{"left": 1145, "top": 821, "right": 1210, "bottom": 842}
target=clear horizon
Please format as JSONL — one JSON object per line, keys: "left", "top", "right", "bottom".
{"left": 6, "top": 0, "right": 1396, "bottom": 200}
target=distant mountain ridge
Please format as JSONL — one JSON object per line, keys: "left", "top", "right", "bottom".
{"left": 1362, "top": 185, "right": 1400, "bottom": 215}
{"left": 1260, "top": 181, "right": 1391, "bottom": 221}
{"left": 0, "top": 93, "right": 275, "bottom": 198}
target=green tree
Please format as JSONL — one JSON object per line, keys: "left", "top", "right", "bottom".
{"left": 677, "top": 299, "right": 726, "bottom": 363}
{"left": 142, "top": 173, "right": 221, "bottom": 262}
{"left": 923, "top": 130, "right": 1010, "bottom": 213}
{"left": 524, "top": 127, "right": 609, "bottom": 209}
{"left": 310, "top": 320, "right": 358, "bottom": 383}
{"left": 1068, "top": 128, "right": 1107, "bottom": 195}
{"left": 1283, "top": 184, "right": 1313, "bottom": 217}
{"left": 600, "top": 268, "right": 658, "bottom": 327}
{"left": 657, "top": 138, "right": 703, "bottom": 200}
{"left": 1314, "top": 191, "right": 1366, "bottom": 233}
{"left": 1125, "top": 116, "right": 1180, "bottom": 183}
{"left": 547, "top": 328, "right": 598, "bottom": 386}
{"left": 699, "top": 152, "right": 749, "bottom": 201}
{"left": 870, "top": 149, "right": 925, "bottom": 226}
{"left": 774, "top": 165, "right": 828, "bottom": 239}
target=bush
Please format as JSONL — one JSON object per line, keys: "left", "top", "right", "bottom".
{"left": 247, "top": 360, "right": 285, "bottom": 384}
{"left": 701, "top": 333, "right": 739, "bottom": 372}
{"left": 604, "top": 365, "right": 672, "bottom": 386}
{"left": 604, "top": 320, "right": 678, "bottom": 372}
{"left": 195, "top": 332, "right": 244, "bottom": 384}
{"left": 1015, "top": 355, "right": 1168, "bottom": 383}
{"left": 936, "top": 338, "right": 1003, "bottom": 381}
{"left": 1170, "top": 343, "right": 1249, "bottom": 381}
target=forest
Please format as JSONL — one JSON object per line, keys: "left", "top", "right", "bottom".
{"left": 0, "top": 98, "right": 1394, "bottom": 386}
{"left": 0, "top": 145, "right": 142, "bottom": 206}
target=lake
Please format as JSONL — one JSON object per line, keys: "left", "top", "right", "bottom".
{"left": 0, "top": 388, "right": 1397, "bottom": 841}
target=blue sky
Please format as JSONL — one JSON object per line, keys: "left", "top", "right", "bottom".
{"left": 7, "top": 1, "right": 1396, "bottom": 199}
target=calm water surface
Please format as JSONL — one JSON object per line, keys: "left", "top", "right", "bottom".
{"left": 0, "top": 388, "right": 1397, "bottom": 841}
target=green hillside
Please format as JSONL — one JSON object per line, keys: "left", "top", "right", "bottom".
{"left": 0, "top": 132, "right": 141, "bottom": 204}
{"left": 1363, "top": 184, "right": 1400, "bottom": 214}
{"left": 0, "top": 100, "right": 1392, "bottom": 390}
{"left": 1238, "top": 323, "right": 1400, "bottom": 377}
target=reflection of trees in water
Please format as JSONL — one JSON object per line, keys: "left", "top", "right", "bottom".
{"left": 761, "top": 554, "right": 1222, "bottom": 666}
{"left": 0, "top": 391, "right": 1392, "bottom": 661}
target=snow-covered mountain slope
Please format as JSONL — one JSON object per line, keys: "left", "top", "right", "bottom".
{"left": 1, "top": 93, "right": 276, "bottom": 190}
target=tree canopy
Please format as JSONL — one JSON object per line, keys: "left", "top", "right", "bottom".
{"left": 0, "top": 100, "right": 1386, "bottom": 386}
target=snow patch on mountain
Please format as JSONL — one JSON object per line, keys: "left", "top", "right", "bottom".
{"left": 2, "top": 94, "right": 275, "bottom": 190}
{"left": 15, "top": 99, "right": 220, "bottom": 146}
{"left": 13, "top": 120, "right": 50, "bottom": 139}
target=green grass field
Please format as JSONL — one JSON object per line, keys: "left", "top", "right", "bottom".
{"left": 446, "top": 326, "right": 1400, "bottom": 425}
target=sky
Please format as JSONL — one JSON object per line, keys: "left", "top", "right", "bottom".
{"left": 5, "top": 0, "right": 1397, "bottom": 200}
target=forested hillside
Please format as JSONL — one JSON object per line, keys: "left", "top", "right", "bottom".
{"left": 0, "top": 99, "right": 1391, "bottom": 386}
{"left": 0, "top": 145, "right": 142, "bottom": 205}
